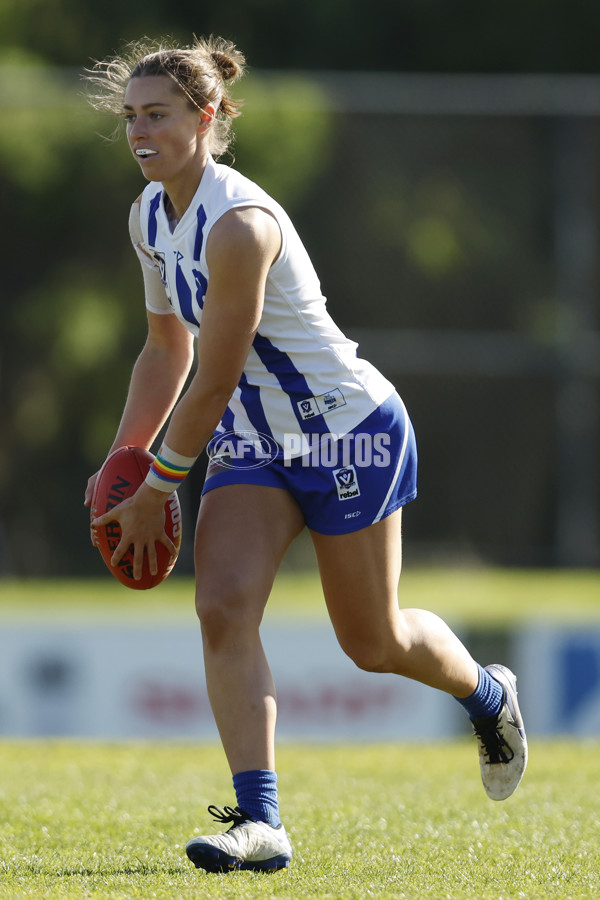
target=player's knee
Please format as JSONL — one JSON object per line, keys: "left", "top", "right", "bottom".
{"left": 196, "top": 588, "right": 237, "bottom": 640}
{"left": 194, "top": 581, "right": 260, "bottom": 650}
{"left": 197, "top": 599, "right": 246, "bottom": 652}
{"left": 341, "top": 639, "right": 396, "bottom": 674}
{"left": 339, "top": 622, "right": 413, "bottom": 675}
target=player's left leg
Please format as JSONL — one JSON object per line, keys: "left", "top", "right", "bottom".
{"left": 310, "top": 508, "right": 480, "bottom": 694}
{"left": 309, "top": 509, "right": 527, "bottom": 800}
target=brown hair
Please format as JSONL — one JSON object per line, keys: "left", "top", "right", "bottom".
{"left": 84, "top": 35, "right": 246, "bottom": 156}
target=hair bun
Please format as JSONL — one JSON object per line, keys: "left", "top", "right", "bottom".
{"left": 210, "top": 50, "right": 241, "bottom": 83}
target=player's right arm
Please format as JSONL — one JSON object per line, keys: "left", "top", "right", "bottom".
{"left": 111, "top": 309, "right": 195, "bottom": 452}
{"left": 84, "top": 308, "right": 194, "bottom": 507}
{"left": 84, "top": 197, "right": 195, "bottom": 507}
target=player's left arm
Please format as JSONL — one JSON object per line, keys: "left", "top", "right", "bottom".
{"left": 161, "top": 205, "right": 281, "bottom": 456}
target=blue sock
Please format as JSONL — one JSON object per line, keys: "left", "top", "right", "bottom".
{"left": 454, "top": 663, "right": 504, "bottom": 721}
{"left": 232, "top": 769, "right": 281, "bottom": 827}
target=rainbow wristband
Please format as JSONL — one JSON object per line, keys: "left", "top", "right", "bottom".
{"left": 145, "top": 443, "right": 197, "bottom": 493}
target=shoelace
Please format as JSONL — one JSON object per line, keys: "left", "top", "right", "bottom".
{"left": 473, "top": 716, "right": 515, "bottom": 764}
{"left": 207, "top": 805, "right": 251, "bottom": 830}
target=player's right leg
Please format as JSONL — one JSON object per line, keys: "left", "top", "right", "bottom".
{"left": 187, "top": 482, "right": 304, "bottom": 872}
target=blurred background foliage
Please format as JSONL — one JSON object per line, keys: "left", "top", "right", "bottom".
{"left": 0, "top": 1, "right": 598, "bottom": 573}
{"left": 2, "top": 0, "right": 600, "bottom": 72}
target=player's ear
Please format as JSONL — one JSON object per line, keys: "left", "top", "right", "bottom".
{"left": 199, "top": 104, "right": 216, "bottom": 126}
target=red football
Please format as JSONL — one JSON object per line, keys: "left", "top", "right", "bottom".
{"left": 90, "top": 446, "right": 182, "bottom": 590}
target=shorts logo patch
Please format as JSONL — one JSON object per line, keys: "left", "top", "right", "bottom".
{"left": 333, "top": 465, "right": 360, "bottom": 501}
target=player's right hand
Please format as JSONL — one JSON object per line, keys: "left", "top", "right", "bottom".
{"left": 84, "top": 471, "right": 100, "bottom": 509}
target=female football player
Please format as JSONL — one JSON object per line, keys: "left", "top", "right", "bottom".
{"left": 85, "top": 36, "right": 527, "bottom": 874}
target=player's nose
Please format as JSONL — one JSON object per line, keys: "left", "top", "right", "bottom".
{"left": 129, "top": 116, "right": 148, "bottom": 140}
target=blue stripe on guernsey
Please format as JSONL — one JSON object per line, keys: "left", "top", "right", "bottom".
{"left": 193, "top": 268, "right": 208, "bottom": 309}
{"left": 220, "top": 404, "right": 235, "bottom": 433}
{"left": 147, "top": 191, "right": 162, "bottom": 246}
{"left": 252, "top": 333, "right": 331, "bottom": 436}
{"left": 193, "top": 204, "right": 207, "bottom": 261}
{"left": 238, "top": 373, "right": 276, "bottom": 445}
{"left": 175, "top": 251, "right": 200, "bottom": 327}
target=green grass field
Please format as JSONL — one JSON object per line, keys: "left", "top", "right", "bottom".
{"left": 0, "top": 740, "right": 598, "bottom": 899}
{"left": 1, "top": 568, "right": 599, "bottom": 898}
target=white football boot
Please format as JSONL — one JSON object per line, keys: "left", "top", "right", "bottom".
{"left": 186, "top": 806, "right": 292, "bottom": 873}
{"left": 472, "top": 664, "right": 528, "bottom": 800}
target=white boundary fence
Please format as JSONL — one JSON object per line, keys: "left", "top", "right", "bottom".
{"left": 0, "top": 620, "right": 598, "bottom": 739}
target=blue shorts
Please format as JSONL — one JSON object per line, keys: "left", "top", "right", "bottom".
{"left": 202, "top": 392, "right": 418, "bottom": 535}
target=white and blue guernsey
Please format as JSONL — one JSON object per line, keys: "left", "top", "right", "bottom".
{"left": 130, "top": 155, "right": 395, "bottom": 457}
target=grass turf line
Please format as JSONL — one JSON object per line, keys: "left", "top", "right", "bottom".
{"left": 0, "top": 740, "right": 598, "bottom": 899}
{"left": 1, "top": 568, "right": 600, "bottom": 626}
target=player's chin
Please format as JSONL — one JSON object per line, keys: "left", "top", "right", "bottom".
{"left": 136, "top": 165, "right": 163, "bottom": 182}
{"left": 134, "top": 157, "right": 162, "bottom": 176}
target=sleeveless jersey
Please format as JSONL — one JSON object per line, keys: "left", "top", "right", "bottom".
{"left": 133, "top": 155, "right": 395, "bottom": 455}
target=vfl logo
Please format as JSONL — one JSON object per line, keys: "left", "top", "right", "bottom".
{"left": 336, "top": 468, "right": 354, "bottom": 487}
{"left": 298, "top": 398, "right": 318, "bottom": 420}
{"left": 333, "top": 465, "right": 360, "bottom": 501}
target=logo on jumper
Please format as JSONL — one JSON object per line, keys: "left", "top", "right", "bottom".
{"left": 333, "top": 465, "right": 360, "bottom": 501}
{"left": 151, "top": 250, "right": 167, "bottom": 286}
{"left": 207, "top": 430, "right": 279, "bottom": 470}
{"left": 299, "top": 398, "right": 319, "bottom": 420}
{"left": 320, "top": 389, "right": 345, "bottom": 412}
{"left": 297, "top": 388, "right": 347, "bottom": 421}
